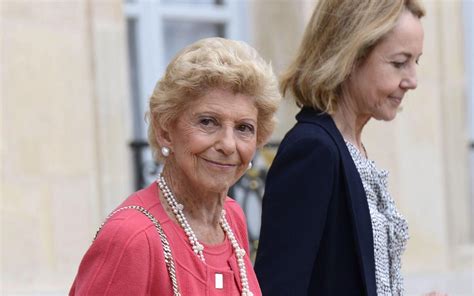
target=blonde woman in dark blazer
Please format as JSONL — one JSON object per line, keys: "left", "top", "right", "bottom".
{"left": 254, "top": 1, "right": 436, "bottom": 295}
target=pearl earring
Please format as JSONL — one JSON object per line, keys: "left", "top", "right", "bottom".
{"left": 248, "top": 162, "right": 253, "bottom": 170}
{"left": 161, "top": 147, "right": 170, "bottom": 157}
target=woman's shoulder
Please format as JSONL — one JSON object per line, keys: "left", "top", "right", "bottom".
{"left": 71, "top": 208, "right": 161, "bottom": 295}
{"left": 277, "top": 121, "right": 339, "bottom": 162}
{"left": 284, "top": 120, "right": 335, "bottom": 146}
{"left": 93, "top": 206, "right": 158, "bottom": 251}
{"left": 70, "top": 185, "right": 170, "bottom": 295}
{"left": 93, "top": 184, "right": 167, "bottom": 250}
{"left": 119, "top": 183, "right": 162, "bottom": 209}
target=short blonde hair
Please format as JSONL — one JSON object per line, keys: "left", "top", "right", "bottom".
{"left": 281, "top": 0, "right": 425, "bottom": 113}
{"left": 148, "top": 37, "right": 281, "bottom": 161}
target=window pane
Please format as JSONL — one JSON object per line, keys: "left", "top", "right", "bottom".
{"left": 126, "top": 18, "right": 143, "bottom": 139}
{"left": 163, "top": 20, "right": 225, "bottom": 62}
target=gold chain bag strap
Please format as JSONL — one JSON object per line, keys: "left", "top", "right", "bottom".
{"left": 94, "top": 205, "right": 181, "bottom": 296}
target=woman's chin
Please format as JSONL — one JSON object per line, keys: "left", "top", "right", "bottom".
{"left": 373, "top": 109, "right": 398, "bottom": 122}
{"left": 196, "top": 176, "right": 235, "bottom": 195}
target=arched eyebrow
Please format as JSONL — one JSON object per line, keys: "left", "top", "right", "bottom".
{"left": 391, "top": 52, "right": 423, "bottom": 59}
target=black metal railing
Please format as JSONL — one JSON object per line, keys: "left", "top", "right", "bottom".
{"left": 129, "top": 140, "right": 279, "bottom": 259}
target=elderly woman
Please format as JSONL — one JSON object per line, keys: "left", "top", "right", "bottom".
{"left": 70, "top": 37, "right": 280, "bottom": 296}
{"left": 254, "top": 0, "right": 430, "bottom": 295}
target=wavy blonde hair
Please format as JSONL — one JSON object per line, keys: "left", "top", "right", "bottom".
{"left": 147, "top": 37, "right": 281, "bottom": 162}
{"left": 281, "top": 0, "right": 425, "bottom": 113}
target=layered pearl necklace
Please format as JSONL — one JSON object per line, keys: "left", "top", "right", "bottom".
{"left": 157, "top": 174, "right": 253, "bottom": 296}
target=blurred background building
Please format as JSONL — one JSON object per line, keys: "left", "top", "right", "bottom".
{"left": 1, "top": 0, "right": 473, "bottom": 295}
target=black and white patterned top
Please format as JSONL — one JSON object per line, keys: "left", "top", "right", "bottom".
{"left": 345, "top": 141, "right": 409, "bottom": 296}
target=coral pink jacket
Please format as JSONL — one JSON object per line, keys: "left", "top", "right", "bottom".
{"left": 70, "top": 183, "right": 261, "bottom": 296}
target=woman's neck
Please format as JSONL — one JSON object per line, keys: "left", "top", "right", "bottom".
{"left": 162, "top": 163, "right": 227, "bottom": 231}
{"left": 331, "top": 96, "right": 370, "bottom": 153}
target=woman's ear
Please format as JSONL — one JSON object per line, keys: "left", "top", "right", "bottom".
{"left": 153, "top": 120, "right": 173, "bottom": 150}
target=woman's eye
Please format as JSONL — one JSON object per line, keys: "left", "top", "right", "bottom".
{"left": 392, "top": 61, "right": 406, "bottom": 69}
{"left": 237, "top": 124, "right": 255, "bottom": 134}
{"left": 199, "top": 117, "right": 217, "bottom": 127}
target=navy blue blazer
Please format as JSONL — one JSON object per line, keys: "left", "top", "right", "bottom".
{"left": 254, "top": 108, "right": 376, "bottom": 296}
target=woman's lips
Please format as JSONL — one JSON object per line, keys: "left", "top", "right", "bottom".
{"left": 389, "top": 96, "right": 402, "bottom": 105}
{"left": 202, "top": 158, "right": 237, "bottom": 168}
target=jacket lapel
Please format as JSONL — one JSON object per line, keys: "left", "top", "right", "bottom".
{"left": 296, "top": 108, "right": 377, "bottom": 296}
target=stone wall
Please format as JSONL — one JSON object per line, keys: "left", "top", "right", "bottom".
{"left": 1, "top": 0, "right": 132, "bottom": 293}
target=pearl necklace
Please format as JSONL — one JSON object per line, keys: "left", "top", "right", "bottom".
{"left": 157, "top": 174, "right": 253, "bottom": 296}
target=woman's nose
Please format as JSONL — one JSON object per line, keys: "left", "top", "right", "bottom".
{"left": 400, "top": 66, "right": 418, "bottom": 90}
{"left": 215, "top": 127, "right": 236, "bottom": 155}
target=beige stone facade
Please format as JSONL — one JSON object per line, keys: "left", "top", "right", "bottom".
{"left": 1, "top": 0, "right": 472, "bottom": 295}
{"left": 1, "top": 0, "right": 133, "bottom": 294}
